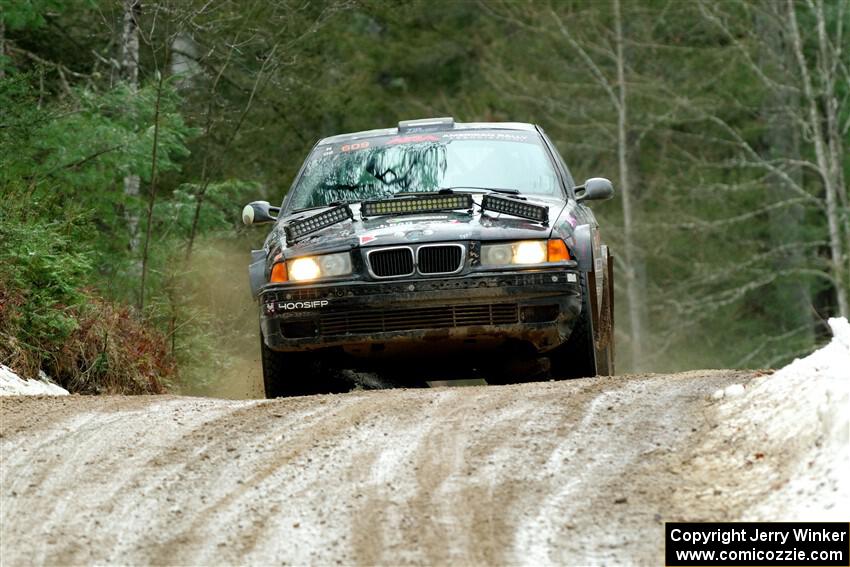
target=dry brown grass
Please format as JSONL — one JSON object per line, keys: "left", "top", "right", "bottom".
{"left": 0, "top": 280, "right": 33, "bottom": 375}
{"left": 1, "top": 281, "right": 171, "bottom": 395}
{"left": 53, "top": 295, "right": 171, "bottom": 394}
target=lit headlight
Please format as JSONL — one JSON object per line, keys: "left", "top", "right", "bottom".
{"left": 480, "top": 240, "right": 569, "bottom": 267}
{"left": 513, "top": 241, "right": 547, "bottom": 264}
{"left": 287, "top": 251, "right": 352, "bottom": 281}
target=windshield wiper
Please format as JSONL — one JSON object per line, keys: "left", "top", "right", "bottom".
{"left": 392, "top": 188, "right": 456, "bottom": 198}
{"left": 391, "top": 187, "right": 522, "bottom": 198}
{"left": 320, "top": 181, "right": 363, "bottom": 192}
{"left": 439, "top": 186, "right": 522, "bottom": 195}
{"left": 291, "top": 199, "right": 358, "bottom": 214}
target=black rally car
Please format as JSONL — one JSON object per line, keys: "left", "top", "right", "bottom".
{"left": 243, "top": 118, "right": 615, "bottom": 397}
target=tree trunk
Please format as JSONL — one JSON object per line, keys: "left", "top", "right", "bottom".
{"left": 786, "top": 0, "right": 848, "bottom": 317}
{"left": 759, "top": 4, "right": 815, "bottom": 346}
{"left": 139, "top": 72, "right": 164, "bottom": 311}
{"left": 613, "top": 0, "right": 648, "bottom": 371}
{"left": 121, "top": 0, "right": 142, "bottom": 254}
{"left": 812, "top": 0, "right": 850, "bottom": 296}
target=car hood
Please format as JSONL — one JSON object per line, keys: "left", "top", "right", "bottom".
{"left": 274, "top": 196, "right": 568, "bottom": 258}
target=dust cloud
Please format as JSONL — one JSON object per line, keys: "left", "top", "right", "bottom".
{"left": 175, "top": 235, "right": 264, "bottom": 399}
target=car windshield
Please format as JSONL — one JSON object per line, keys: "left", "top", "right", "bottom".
{"left": 287, "top": 129, "right": 562, "bottom": 211}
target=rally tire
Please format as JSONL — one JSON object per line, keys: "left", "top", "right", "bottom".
{"left": 550, "top": 272, "right": 598, "bottom": 379}
{"left": 260, "top": 333, "right": 330, "bottom": 398}
{"left": 594, "top": 251, "right": 615, "bottom": 376}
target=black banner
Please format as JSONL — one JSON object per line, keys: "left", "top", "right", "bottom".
{"left": 665, "top": 522, "right": 849, "bottom": 566}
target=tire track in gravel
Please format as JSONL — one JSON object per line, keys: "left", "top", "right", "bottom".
{"left": 510, "top": 372, "right": 731, "bottom": 565}
{"left": 348, "top": 388, "right": 525, "bottom": 565}
{"left": 401, "top": 390, "right": 543, "bottom": 565}
{"left": 2, "top": 370, "right": 759, "bottom": 567}
{"left": 184, "top": 393, "right": 414, "bottom": 566}
{"left": 1, "top": 397, "right": 247, "bottom": 566}
{"left": 146, "top": 395, "right": 366, "bottom": 565}
{"left": 346, "top": 390, "right": 457, "bottom": 566}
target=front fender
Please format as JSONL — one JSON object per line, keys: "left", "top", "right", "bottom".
{"left": 249, "top": 249, "right": 266, "bottom": 298}
{"left": 572, "top": 224, "right": 593, "bottom": 272}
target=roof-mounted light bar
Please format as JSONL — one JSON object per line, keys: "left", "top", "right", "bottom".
{"left": 284, "top": 204, "right": 353, "bottom": 242}
{"left": 481, "top": 194, "right": 549, "bottom": 224}
{"left": 397, "top": 117, "right": 455, "bottom": 134}
{"left": 361, "top": 193, "right": 473, "bottom": 218}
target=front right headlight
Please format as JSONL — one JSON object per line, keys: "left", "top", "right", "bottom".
{"left": 288, "top": 257, "right": 322, "bottom": 281}
{"left": 279, "top": 251, "right": 353, "bottom": 282}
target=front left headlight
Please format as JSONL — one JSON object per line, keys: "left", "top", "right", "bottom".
{"left": 287, "top": 251, "right": 352, "bottom": 281}
{"left": 481, "top": 240, "right": 546, "bottom": 266}
{"left": 480, "top": 239, "right": 569, "bottom": 267}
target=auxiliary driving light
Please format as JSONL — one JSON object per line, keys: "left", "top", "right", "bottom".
{"left": 361, "top": 194, "right": 473, "bottom": 217}
{"left": 284, "top": 204, "right": 353, "bottom": 242}
{"left": 481, "top": 194, "right": 548, "bottom": 224}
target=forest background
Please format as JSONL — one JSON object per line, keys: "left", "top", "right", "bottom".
{"left": 1, "top": 0, "right": 847, "bottom": 395}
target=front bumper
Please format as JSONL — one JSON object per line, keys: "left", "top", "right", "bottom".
{"left": 259, "top": 269, "right": 582, "bottom": 354}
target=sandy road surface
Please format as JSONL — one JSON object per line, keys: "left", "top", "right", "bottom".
{"left": 0, "top": 370, "right": 834, "bottom": 565}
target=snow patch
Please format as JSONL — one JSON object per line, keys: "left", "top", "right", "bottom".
{"left": 711, "top": 383, "right": 746, "bottom": 400}
{"left": 723, "top": 383, "right": 745, "bottom": 398}
{"left": 0, "top": 365, "right": 68, "bottom": 396}
{"left": 722, "top": 317, "right": 850, "bottom": 520}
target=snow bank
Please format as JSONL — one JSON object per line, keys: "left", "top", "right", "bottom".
{"left": 720, "top": 317, "right": 849, "bottom": 520}
{"left": 0, "top": 365, "right": 69, "bottom": 396}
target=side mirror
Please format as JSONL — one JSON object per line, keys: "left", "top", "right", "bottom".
{"left": 241, "top": 201, "right": 280, "bottom": 225}
{"left": 574, "top": 178, "right": 614, "bottom": 202}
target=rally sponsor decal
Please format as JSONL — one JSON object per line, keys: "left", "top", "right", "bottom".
{"left": 278, "top": 300, "right": 329, "bottom": 310}
{"left": 266, "top": 300, "right": 330, "bottom": 314}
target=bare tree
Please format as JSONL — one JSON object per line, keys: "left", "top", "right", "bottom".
{"left": 139, "top": 72, "right": 164, "bottom": 311}
{"left": 697, "top": 0, "right": 849, "bottom": 318}
{"left": 176, "top": 0, "right": 352, "bottom": 261}
{"left": 121, "top": 0, "right": 142, "bottom": 253}
{"left": 184, "top": 41, "right": 277, "bottom": 261}
{"left": 787, "top": 0, "right": 848, "bottom": 316}
{"left": 611, "top": 0, "right": 649, "bottom": 370}
{"left": 759, "top": 5, "right": 815, "bottom": 345}
{"left": 486, "top": 0, "right": 651, "bottom": 370}
{"left": 482, "top": 0, "right": 845, "bottom": 368}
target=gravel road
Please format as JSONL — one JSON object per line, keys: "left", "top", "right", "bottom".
{"left": 0, "top": 370, "right": 813, "bottom": 565}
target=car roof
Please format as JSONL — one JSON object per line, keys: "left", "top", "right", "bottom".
{"left": 317, "top": 120, "right": 539, "bottom": 146}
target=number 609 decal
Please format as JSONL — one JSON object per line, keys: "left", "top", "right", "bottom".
{"left": 341, "top": 141, "right": 370, "bottom": 152}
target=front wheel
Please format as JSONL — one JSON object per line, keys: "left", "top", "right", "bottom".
{"left": 260, "top": 334, "right": 345, "bottom": 398}
{"left": 549, "top": 272, "right": 598, "bottom": 379}
{"left": 594, "top": 248, "right": 615, "bottom": 376}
